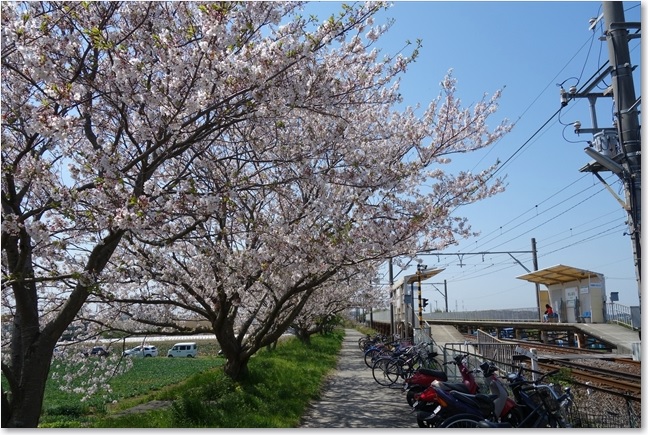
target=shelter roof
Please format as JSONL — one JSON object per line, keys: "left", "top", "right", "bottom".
{"left": 405, "top": 268, "right": 445, "bottom": 284}
{"left": 392, "top": 268, "right": 445, "bottom": 289}
{"left": 516, "top": 264, "right": 602, "bottom": 286}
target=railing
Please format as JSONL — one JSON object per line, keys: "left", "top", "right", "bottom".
{"left": 439, "top": 329, "right": 640, "bottom": 428}
{"left": 375, "top": 304, "right": 640, "bottom": 328}
{"left": 606, "top": 302, "right": 639, "bottom": 330}
{"left": 424, "top": 307, "right": 540, "bottom": 322}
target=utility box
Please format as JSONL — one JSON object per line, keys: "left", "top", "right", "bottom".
{"left": 517, "top": 264, "right": 606, "bottom": 324}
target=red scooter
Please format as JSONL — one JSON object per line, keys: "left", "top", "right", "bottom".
{"left": 403, "top": 353, "right": 479, "bottom": 407}
{"left": 412, "top": 360, "right": 522, "bottom": 428}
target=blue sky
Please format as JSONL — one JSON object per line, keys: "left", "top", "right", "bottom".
{"left": 306, "top": 1, "right": 642, "bottom": 310}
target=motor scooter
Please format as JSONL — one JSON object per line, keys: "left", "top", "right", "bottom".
{"left": 412, "top": 360, "right": 522, "bottom": 428}
{"left": 403, "top": 353, "right": 479, "bottom": 407}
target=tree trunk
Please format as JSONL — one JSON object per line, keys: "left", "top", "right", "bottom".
{"left": 2, "top": 229, "right": 124, "bottom": 427}
{"left": 223, "top": 354, "right": 251, "bottom": 381}
{"left": 4, "top": 347, "right": 53, "bottom": 427}
{"left": 294, "top": 327, "right": 312, "bottom": 345}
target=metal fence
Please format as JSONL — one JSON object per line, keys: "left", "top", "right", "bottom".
{"left": 606, "top": 302, "right": 640, "bottom": 330}
{"left": 437, "top": 329, "right": 640, "bottom": 428}
{"left": 425, "top": 307, "right": 540, "bottom": 322}
{"left": 420, "top": 304, "right": 641, "bottom": 331}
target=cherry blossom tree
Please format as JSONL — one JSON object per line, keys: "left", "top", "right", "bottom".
{"left": 288, "top": 272, "right": 390, "bottom": 344}
{"left": 99, "top": 55, "right": 511, "bottom": 379}
{"left": 1, "top": 1, "right": 510, "bottom": 427}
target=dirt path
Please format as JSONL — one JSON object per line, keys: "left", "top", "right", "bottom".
{"left": 298, "top": 329, "right": 417, "bottom": 428}
{"left": 111, "top": 400, "right": 173, "bottom": 418}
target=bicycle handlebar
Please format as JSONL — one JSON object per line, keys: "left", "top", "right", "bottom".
{"left": 443, "top": 354, "right": 468, "bottom": 366}
{"left": 509, "top": 368, "right": 560, "bottom": 386}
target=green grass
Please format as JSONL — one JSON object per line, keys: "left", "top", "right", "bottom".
{"left": 37, "top": 330, "right": 344, "bottom": 428}
{"left": 39, "top": 354, "right": 224, "bottom": 427}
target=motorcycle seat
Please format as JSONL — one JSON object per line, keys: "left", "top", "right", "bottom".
{"left": 417, "top": 368, "right": 448, "bottom": 381}
{"left": 434, "top": 381, "right": 470, "bottom": 393}
{"left": 450, "top": 391, "right": 497, "bottom": 415}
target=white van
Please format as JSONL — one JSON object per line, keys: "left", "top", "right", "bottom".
{"left": 167, "top": 342, "right": 198, "bottom": 358}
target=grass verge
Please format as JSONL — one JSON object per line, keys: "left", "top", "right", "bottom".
{"left": 41, "top": 329, "right": 344, "bottom": 428}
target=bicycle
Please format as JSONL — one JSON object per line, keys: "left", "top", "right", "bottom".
{"left": 371, "top": 342, "right": 440, "bottom": 387}
{"left": 507, "top": 368, "right": 574, "bottom": 428}
{"left": 358, "top": 333, "right": 387, "bottom": 352}
{"left": 363, "top": 339, "right": 402, "bottom": 368}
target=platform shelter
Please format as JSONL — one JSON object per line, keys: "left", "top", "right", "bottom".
{"left": 391, "top": 267, "right": 445, "bottom": 339}
{"left": 517, "top": 264, "right": 606, "bottom": 323}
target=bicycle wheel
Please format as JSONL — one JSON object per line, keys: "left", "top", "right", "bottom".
{"left": 371, "top": 358, "right": 395, "bottom": 387}
{"left": 425, "top": 357, "right": 443, "bottom": 371}
{"left": 384, "top": 359, "right": 403, "bottom": 385}
{"left": 364, "top": 348, "right": 381, "bottom": 368}
{"left": 439, "top": 413, "right": 486, "bottom": 428}
{"left": 358, "top": 337, "right": 368, "bottom": 350}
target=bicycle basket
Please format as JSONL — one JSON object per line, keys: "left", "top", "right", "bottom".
{"left": 528, "top": 385, "right": 561, "bottom": 413}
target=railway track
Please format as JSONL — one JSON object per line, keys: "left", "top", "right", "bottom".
{"left": 501, "top": 338, "right": 612, "bottom": 355}
{"left": 539, "top": 361, "right": 641, "bottom": 397}
{"left": 466, "top": 336, "right": 642, "bottom": 399}
{"left": 509, "top": 340, "right": 641, "bottom": 397}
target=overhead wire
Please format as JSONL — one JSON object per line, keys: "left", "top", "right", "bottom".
{"left": 483, "top": 183, "right": 614, "bottom": 252}
{"left": 472, "top": 174, "right": 619, "bottom": 250}
{"left": 426, "top": 3, "right": 634, "bottom": 290}
{"left": 442, "top": 221, "right": 625, "bottom": 285}
{"left": 384, "top": 4, "right": 637, "bottom": 296}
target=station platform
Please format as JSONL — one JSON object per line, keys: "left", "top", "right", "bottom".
{"left": 428, "top": 323, "right": 466, "bottom": 349}
{"left": 424, "top": 320, "right": 640, "bottom": 356}
{"left": 573, "top": 322, "right": 640, "bottom": 355}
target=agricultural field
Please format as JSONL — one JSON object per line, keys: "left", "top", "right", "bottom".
{"left": 38, "top": 340, "right": 224, "bottom": 426}
{"left": 21, "top": 332, "right": 343, "bottom": 427}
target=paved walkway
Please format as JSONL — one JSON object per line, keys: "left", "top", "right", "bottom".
{"left": 298, "top": 329, "right": 418, "bottom": 428}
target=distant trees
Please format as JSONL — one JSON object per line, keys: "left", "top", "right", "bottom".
{"left": 1, "top": 1, "right": 510, "bottom": 427}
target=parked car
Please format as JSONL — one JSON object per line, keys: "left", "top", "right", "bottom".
{"left": 123, "top": 345, "right": 158, "bottom": 358}
{"left": 84, "top": 346, "right": 109, "bottom": 357}
{"left": 167, "top": 342, "right": 198, "bottom": 358}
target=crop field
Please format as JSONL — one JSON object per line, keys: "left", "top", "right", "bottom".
{"left": 6, "top": 331, "right": 345, "bottom": 428}
{"left": 39, "top": 340, "right": 224, "bottom": 426}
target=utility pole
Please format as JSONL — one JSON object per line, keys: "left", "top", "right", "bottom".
{"left": 532, "top": 238, "right": 542, "bottom": 321}
{"left": 564, "top": 2, "right": 641, "bottom": 305}
{"left": 442, "top": 280, "right": 448, "bottom": 313}
{"left": 603, "top": 2, "right": 641, "bottom": 303}
{"left": 416, "top": 263, "right": 427, "bottom": 325}
{"left": 389, "top": 258, "right": 394, "bottom": 337}
{"left": 427, "top": 280, "right": 449, "bottom": 312}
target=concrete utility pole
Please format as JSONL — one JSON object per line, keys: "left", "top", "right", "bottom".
{"left": 603, "top": 2, "right": 641, "bottom": 301}
{"left": 565, "top": 1, "right": 641, "bottom": 305}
